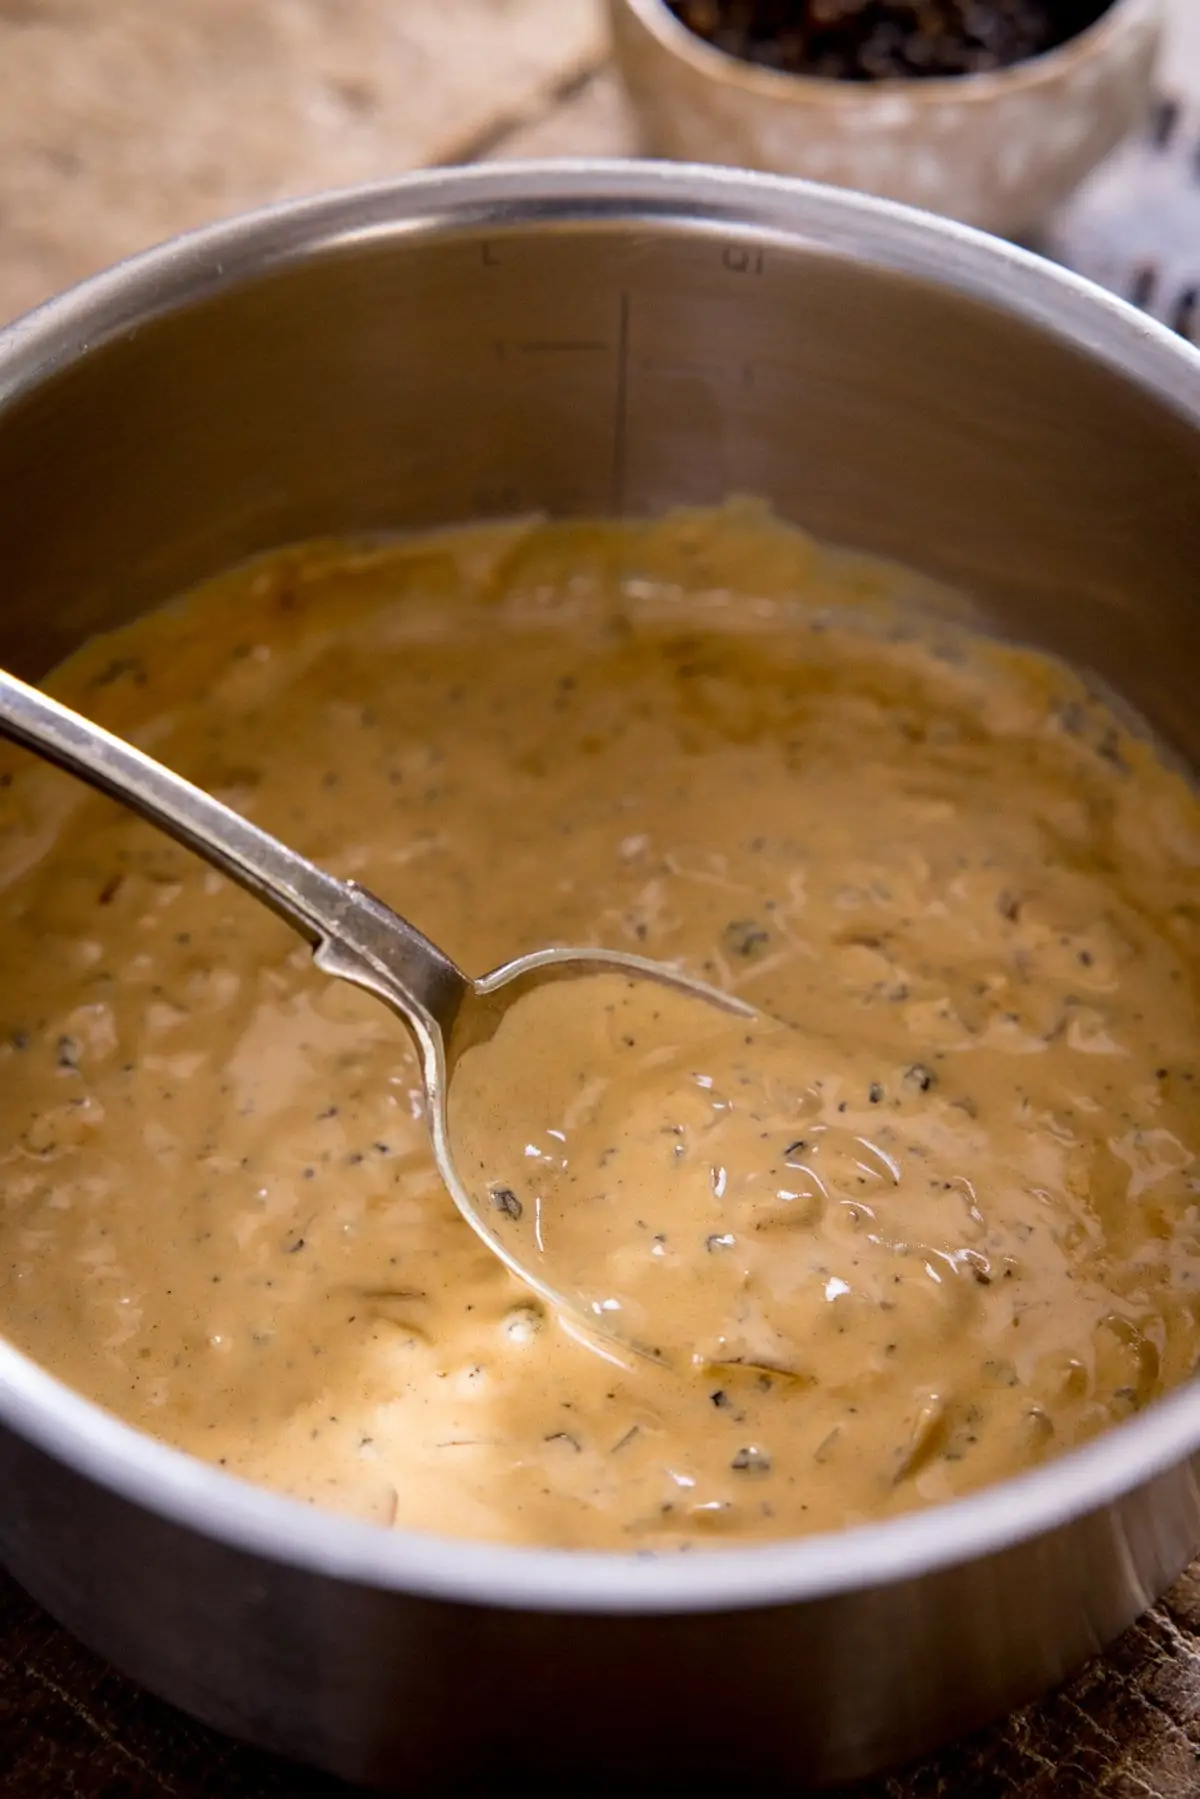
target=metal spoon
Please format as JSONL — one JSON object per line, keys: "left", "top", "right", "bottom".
{"left": 0, "top": 667, "right": 750, "bottom": 1361}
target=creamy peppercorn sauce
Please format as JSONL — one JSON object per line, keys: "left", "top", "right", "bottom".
{"left": 1, "top": 504, "right": 1198, "bottom": 1551}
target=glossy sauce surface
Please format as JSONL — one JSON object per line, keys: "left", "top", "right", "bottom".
{"left": 1, "top": 505, "right": 1198, "bottom": 1549}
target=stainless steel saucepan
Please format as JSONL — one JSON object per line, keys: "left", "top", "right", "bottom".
{"left": 0, "top": 163, "right": 1198, "bottom": 1790}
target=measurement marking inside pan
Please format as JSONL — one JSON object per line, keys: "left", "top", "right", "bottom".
{"left": 611, "top": 290, "right": 630, "bottom": 514}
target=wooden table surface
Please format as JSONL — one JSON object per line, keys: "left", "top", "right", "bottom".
{"left": 1, "top": 3, "right": 1199, "bottom": 1793}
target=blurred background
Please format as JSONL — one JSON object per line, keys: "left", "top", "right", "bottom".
{"left": 0, "top": 0, "right": 1195, "bottom": 340}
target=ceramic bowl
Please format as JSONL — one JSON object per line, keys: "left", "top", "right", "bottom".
{"left": 609, "top": 0, "right": 1164, "bottom": 236}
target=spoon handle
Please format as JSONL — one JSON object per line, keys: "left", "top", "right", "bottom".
{"left": 0, "top": 666, "right": 466, "bottom": 1030}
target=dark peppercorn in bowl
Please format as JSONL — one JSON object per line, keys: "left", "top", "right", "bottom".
{"left": 665, "top": 1, "right": 1119, "bottom": 81}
